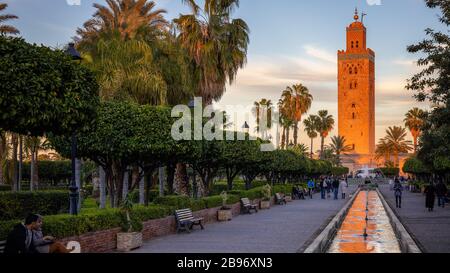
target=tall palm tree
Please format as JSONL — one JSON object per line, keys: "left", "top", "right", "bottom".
{"left": 174, "top": 0, "right": 250, "bottom": 105}
{"left": 289, "top": 84, "right": 313, "bottom": 145}
{"left": 303, "top": 115, "right": 319, "bottom": 159}
{"left": 253, "top": 99, "right": 273, "bottom": 139}
{"left": 375, "top": 138, "right": 392, "bottom": 164}
{"left": 0, "top": 3, "right": 19, "bottom": 35}
{"left": 329, "top": 136, "right": 352, "bottom": 166}
{"left": 383, "top": 126, "right": 413, "bottom": 167}
{"left": 316, "top": 110, "right": 335, "bottom": 159}
{"left": 278, "top": 90, "right": 295, "bottom": 149}
{"left": 76, "top": 0, "right": 168, "bottom": 44}
{"left": 404, "top": 108, "right": 426, "bottom": 153}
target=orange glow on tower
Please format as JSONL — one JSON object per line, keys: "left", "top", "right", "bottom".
{"left": 338, "top": 9, "right": 375, "bottom": 155}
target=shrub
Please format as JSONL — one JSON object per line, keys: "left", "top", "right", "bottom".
{"left": 202, "top": 196, "right": 223, "bottom": 209}
{"left": 0, "top": 185, "right": 10, "bottom": 191}
{"left": 331, "top": 167, "right": 349, "bottom": 176}
{"left": 153, "top": 195, "right": 192, "bottom": 210}
{"left": 0, "top": 191, "right": 69, "bottom": 221}
{"left": 19, "top": 160, "right": 72, "bottom": 184}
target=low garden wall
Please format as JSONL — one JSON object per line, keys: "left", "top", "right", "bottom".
{"left": 59, "top": 200, "right": 271, "bottom": 253}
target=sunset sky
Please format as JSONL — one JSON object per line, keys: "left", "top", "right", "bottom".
{"left": 4, "top": 0, "right": 444, "bottom": 149}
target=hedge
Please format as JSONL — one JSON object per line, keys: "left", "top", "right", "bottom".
{"left": 0, "top": 204, "right": 173, "bottom": 240}
{"left": 331, "top": 167, "right": 350, "bottom": 176}
{"left": 19, "top": 160, "right": 71, "bottom": 183}
{"left": 0, "top": 191, "right": 69, "bottom": 221}
{"left": 0, "top": 185, "right": 11, "bottom": 191}
{"left": 228, "top": 186, "right": 265, "bottom": 200}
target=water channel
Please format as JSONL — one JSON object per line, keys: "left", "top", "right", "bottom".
{"left": 327, "top": 190, "right": 401, "bottom": 253}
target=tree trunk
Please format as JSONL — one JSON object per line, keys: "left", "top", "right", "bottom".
{"left": 310, "top": 138, "right": 314, "bottom": 159}
{"left": 99, "top": 166, "right": 106, "bottom": 209}
{"left": 18, "top": 136, "right": 22, "bottom": 191}
{"left": 76, "top": 159, "right": 82, "bottom": 212}
{"left": 159, "top": 167, "right": 165, "bottom": 197}
{"left": 413, "top": 136, "right": 418, "bottom": 154}
{"left": 122, "top": 169, "right": 129, "bottom": 201}
{"left": 10, "top": 134, "right": 18, "bottom": 191}
{"left": 286, "top": 127, "right": 290, "bottom": 147}
{"left": 320, "top": 136, "right": 325, "bottom": 159}
{"left": 293, "top": 123, "right": 298, "bottom": 145}
{"left": 30, "top": 150, "right": 35, "bottom": 191}
{"left": 175, "top": 163, "right": 189, "bottom": 196}
{"left": 0, "top": 132, "right": 5, "bottom": 185}
{"left": 139, "top": 168, "right": 145, "bottom": 205}
{"left": 166, "top": 163, "right": 175, "bottom": 194}
{"left": 281, "top": 127, "right": 286, "bottom": 150}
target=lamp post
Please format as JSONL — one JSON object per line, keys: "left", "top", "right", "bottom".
{"left": 65, "top": 43, "right": 82, "bottom": 215}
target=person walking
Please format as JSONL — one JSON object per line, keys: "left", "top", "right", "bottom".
{"left": 425, "top": 183, "right": 436, "bottom": 212}
{"left": 393, "top": 178, "right": 403, "bottom": 208}
{"left": 436, "top": 180, "right": 448, "bottom": 208}
{"left": 320, "top": 177, "right": 327, "bottom": 199}
{"left": 326, "top": 177, "right": 332, "bottom": 199}
{"left": 339, "top": 178, "right": 348, "bottom": 199}
{"left": 307, "top": 179, "right": 315, "bottom": 199}
{"left": 332, "top": 177, "right": 340, "bottom": 200}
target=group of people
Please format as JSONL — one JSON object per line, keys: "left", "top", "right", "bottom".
{"left": 4, "top": 214, "right": 76, "bottom": 254}
{"left": 391, "top": 177, "right": 448, "bottom": 212}
{"left": 318, "top": 176, "right": 349, "bottom": 200}
{"left": 424, "top": 181, "right": 448, "bottom": 212}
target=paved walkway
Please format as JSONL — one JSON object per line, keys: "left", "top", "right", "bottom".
{"left": 379, "top": 184, "right": 450, "bottom": 253}
{"left": 132, "top": 186, "right": 358, "bottom": 253}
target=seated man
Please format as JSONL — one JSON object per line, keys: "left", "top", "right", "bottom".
{"left": 5, "top": 214, "right": 74, "bottom": 254}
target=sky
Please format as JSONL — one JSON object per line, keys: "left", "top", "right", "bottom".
{"left": 3, "top": 0, "right": 445, "bottom": 150}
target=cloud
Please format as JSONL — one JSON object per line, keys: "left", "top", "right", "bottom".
{"left": 303, "top": 45, "right": 337, "bottom": 64}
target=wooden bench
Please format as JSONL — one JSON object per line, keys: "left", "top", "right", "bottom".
{"left": 240, "top": 198, "right": 258, "bottom": 214}
{"left": 0, "top": 240, "right": 6, "bottom": 253}
{"left": 175, "top": 209, "right": 204, "bottom": 233}
{"left": 275, "top": 193, "right": 287, "bottom": 205}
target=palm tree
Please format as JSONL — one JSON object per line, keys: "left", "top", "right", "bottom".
{"left": 383, "top": 126, "right": 413, "bottom": 167}
{"left": 289, "top": 84, "right": 313, "bottom": 145}
{"left": 316, "top": 110, "right": 335, "bottom": 159}
{"left": 290, "top": 144, "right": 309, "bottom": 157}
{"left": 253, "top": 99, "right": 273, "bottom": 139}
{"left": 76, "top": 0, "right": 168, "bottom": 44}
{"left": 329, "top": 136, "right": 352, "bottom": 166}
{"left": 404, "top": 108, "right": 426, "bottom": 153}
{"left": 0, "top": 3, "right": 19, "bottom": 35}
{"left": 375, "top": 138, "right": 392, "bottom": 164}
{"left": 174, "top": 0, "right": 250, "bottom": 105}
{"left": 88, "top": 38, "right": 168, "bottom": 105}
{"left": 303, "top": 115, "right": 319, "bottom": 159}
{"left": 278, "top": 90, "right": 295, "bottom": 149}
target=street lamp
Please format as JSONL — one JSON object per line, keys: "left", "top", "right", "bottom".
{"left": 65, "top": 43, "right": 82, "bottom": 215}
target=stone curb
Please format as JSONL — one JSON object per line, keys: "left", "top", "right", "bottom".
{"left": 302, "top": 188, "right": 361, "bottom": 253}
{"left": 376, "top": 188, "right": 422, "bottom": 253}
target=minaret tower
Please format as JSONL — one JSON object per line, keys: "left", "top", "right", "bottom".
{"left": 337, "top": 9, "right": 375, "bottom": 155}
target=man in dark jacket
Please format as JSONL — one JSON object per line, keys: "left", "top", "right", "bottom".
{"left": 4, "top": 214, "right": 42, "bottom": 254}
{"left": 436, "top": 181, "right": 448, "bottom": 208}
